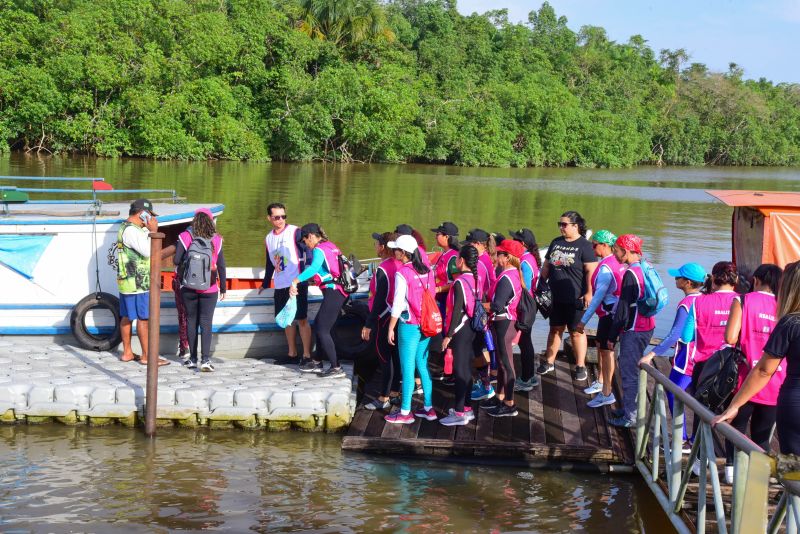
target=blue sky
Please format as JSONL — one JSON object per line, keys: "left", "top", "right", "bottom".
{"left": 456, "top": 0, "right": 800, "bottom": 84}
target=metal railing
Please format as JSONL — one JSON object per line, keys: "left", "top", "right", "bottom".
{"left": 634, "top": 364, "right": 800, "bottom": 533}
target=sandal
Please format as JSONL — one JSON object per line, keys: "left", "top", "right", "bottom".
{"left": 139, "top": 357, "right": 171, "bottom": 367}
{"left": 120, "top": 354, "right": 141, "bottom": 362}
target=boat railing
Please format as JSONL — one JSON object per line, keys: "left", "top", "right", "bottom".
{"left": 635, "top": 363, "right": 800, "bottom": 533}
{"left": 0, "top": 176, "right": 183, "bottom": 205}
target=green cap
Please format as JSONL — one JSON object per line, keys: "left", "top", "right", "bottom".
{"left": 593, "top": 229, "right": 617, "bottom": 246}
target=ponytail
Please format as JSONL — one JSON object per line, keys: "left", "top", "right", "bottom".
{"left": 410, "top": 249, "right": 430, "bottom": 275}
{"left": 447, "top": 235, "right": 460, "bottom": 251}
{"left": 507, "top": 255, "right": 525, "bottom": 291}
{"left": 459, "top": 245, "right": 480, "bottom": 293}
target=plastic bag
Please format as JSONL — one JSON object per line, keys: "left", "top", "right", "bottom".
{"left": 276, "top": 296, "right": 297, "bottom": 329}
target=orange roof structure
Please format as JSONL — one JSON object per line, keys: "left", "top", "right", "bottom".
{"left": 706, "top": 190, "right": 800, "bottom": 209}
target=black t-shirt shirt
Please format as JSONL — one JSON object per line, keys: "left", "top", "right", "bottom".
{"left": 764, "top": 313, "right": 800, "bottom": 379}
{"left": 545, "top": 236, "right": 595, "bottom": 303}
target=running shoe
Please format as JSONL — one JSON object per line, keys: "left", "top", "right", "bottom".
{"left": 176, "top": 346, "right": 188, "bottom": 360}
{"left": 536, "top": 362, "right": 555, "bottom": 375}
{"left": 364, "top": 398, "right": 391, "bottom": 411}
{"left": 573, "top": 365, "right": 588, "bottom": 381}
{"left": 471, "top": 382, "right": 495, "bottom": 401}
{"left": 681, "top": 440, "right": 693, "bottom": 454}
{"left": 413, "top": 385, "right": 424, "bottom": 396}
{"left": 299, "top": 360, "right": 323, "bottom": 373}
{"left": 479, "top": 397, "right": 500, "bottom": 410}
{"left": 487, "top": 403, "right": 518, "bottom": 418}
{"left": 318, "top": 366, "right": 346, "bottom": 379}
{"left": 463, "top": 406, "right": 475, "bottom": 421}
{"left": 413, "top": 407, "right": 437, "bottom": 421}
{"left": 725, "top": 465, "right": 734, "bottom": 485}
{"left": 514, "top": 377, "right": 540, "bottom": 392}
{"left": 610, "top": 408, "right": 625, "bottom": 418}
{"left": 276, "top": 355, "right": 301, "bottom": 366}
{"left": 389, "top": 396, "right": 401, "bottom": 406}
{"left": 440, "top": 410, "right": 469, "bottom": 426}
{"left": 587, "top": 392, "right": 616, "bottom": 408}
{"left": 609, "top": 415, "right": 635, "bottom": 428}
{"left": 583, "top": 380, "right": 603, "bottom": 395}
{"left": 200, "top": 361, "right": 215, "bottom": 372}
{"left": 184, "top": 359, "right": 197, "bottom": 369}
{"left": 384, "top": 412, "right": 415, "bottom": 425}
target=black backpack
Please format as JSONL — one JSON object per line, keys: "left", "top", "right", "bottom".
{"left": 334, "top": 254, "right": 358, "bottom": 294}
{"left": 693, "top": 345, "right": 744, "bottom": 413}
{"left": 469, "top": 286, "right": 488, "bottom": 333}
{"left": 515, "top": 289, "right": 537, "bottom": 332}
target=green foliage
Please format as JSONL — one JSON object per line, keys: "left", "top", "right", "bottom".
{"left": 0, "top": 0, "right": 797, "bottom": 165}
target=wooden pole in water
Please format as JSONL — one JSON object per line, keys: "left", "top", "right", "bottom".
{"left": 145, "top": 232, "right": 165, "bottom": 437}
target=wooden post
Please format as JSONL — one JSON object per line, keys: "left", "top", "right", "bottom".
{"left": 145, "top": 232, "right": 165, "bottom": 437}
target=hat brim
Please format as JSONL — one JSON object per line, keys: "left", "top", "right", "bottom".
{"left": 667, "top": 268, "right": 682, "bottom": 278}
{"left": 371, "top": 232, "right": 384, "bottom": 241}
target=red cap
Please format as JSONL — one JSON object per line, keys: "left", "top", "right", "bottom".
{"left": 496, "top": 239, "right": 526, "bottom": 259}
{"left": 615, "top": 234, "right": 643, "bottom": 255}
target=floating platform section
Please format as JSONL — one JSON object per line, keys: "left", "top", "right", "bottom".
{"left": 343, "top": 355, "right": 635, "bottom": 472}
{"left": 0, "top": 340, "right": 354, "bottom": 431}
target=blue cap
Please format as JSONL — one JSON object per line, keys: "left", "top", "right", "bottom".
{"left": 668, "top": 263, "right": 707, "bottom": 283}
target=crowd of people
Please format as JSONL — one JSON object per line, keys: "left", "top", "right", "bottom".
{"left": 115, "top": 199, "right": 800, "bottom": 476}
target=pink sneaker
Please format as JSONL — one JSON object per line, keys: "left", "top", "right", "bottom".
{"left": 384, "top": 412, "right": 415, "bottom": 424}
{"left": 463, "top": 406, "right": 475, "bottom": 421}
{"left": 413, "top": 408, "right": 438, "bottom": 421}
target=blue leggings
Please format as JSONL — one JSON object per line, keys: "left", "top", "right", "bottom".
{"left": 398, "top": 321, "right": 432, "bottom": 412}
{"left": 667, "top": 369, "right": 693, "bottom": 441}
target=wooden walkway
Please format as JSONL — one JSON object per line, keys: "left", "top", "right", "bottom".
{"left": 343, "top": 351, "right": 635, "bottom": 471}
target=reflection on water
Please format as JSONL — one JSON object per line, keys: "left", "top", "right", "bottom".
{"left": 0, "top": 425, "right": 672, "bottom": 533}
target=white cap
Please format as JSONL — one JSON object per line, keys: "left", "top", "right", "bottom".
{"left": 387, "top": 234, "right": 418, "bottom": 254}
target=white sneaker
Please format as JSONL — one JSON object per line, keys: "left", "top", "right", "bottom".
{"left": 584, "top": 380, "right": 603, "bottom": 395}
{"left": 440, "top": 410, "right": 469, "bottom": 426}
{"left": 692, "top": 459, "right": 704, "bottom": 477}
{"left": 587, "top": 392, "right": 616, "bottom": 408}
{"left": 725, "top": 465, "right": 734, "bottom": 484}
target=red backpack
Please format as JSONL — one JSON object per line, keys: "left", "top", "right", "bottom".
{"left": 420, "top": 276, "right": 442, "bottom": 337}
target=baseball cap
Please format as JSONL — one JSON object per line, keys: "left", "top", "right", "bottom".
{"left": 592, "top": 229, "right": 617, "bottom": 246}
{"left": 387, "top": 234, "right": 418, "bottom": 254}
{"left": 496, "top": 239, "right": 525, "bottom": 259}
{"left": 430, "top": 222, "right": 458, "bottom": 236}
{"left": 491, "top": 231, "right": 506, "bottom": 244}
{"left": 300, "top": 223, "right": 321, "bottom": 237}
{"left": 130, "top": 198, "right": 157, "bottom": 216}
{"left": 463, "top": 228, "right": 490, "bottom": 244}
{"left": 668, "top": 263, "right": 707, "bottom": 283}
{"left": 371, "top": 232, "right": 389, "bottom": 245}
{"left": 615, "top": 234, "right": 643, "bottom": 255}
{"left": 395, "top": 224, "right": 414, "bottom": 236}
{"left": 195, "top": 207, "right": 214, "bottom": 220}
{"left": 509, "top": 228, "right": 536, "bottom": 248}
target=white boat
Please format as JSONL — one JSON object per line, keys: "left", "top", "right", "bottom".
{"left": 0, "top": 177, "right": 371, "bottom": 358}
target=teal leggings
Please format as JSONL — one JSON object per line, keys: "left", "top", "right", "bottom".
{"left": 398, "top": 321, "right": 432, "bottom": 412}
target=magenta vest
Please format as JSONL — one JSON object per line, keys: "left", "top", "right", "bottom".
{"left": 591, "top": 255, "right": 626, "bottom": 317}
{"left": 368, "top": 258, "right": 398, "bottom": 316}
{"left": 520, "top": 252, "right": 540, "bottom": 294}
{"left": 313, "top": 241, "right": 347, "bottom": 297}
{"left": 673, "top": 293, "right": 700, "bottom": 375}
{"left": 397, "top": 263, "right": 436, "bottom": 326}
{"left": 489, "top": 268, "right": 522, "bottom": 322}
{"left": 627, "top": 263, "right": 656, "bottom": 332}
{"left": 178, "top": 231, "right": 223, "bottom": 294}
{"left": 476, "top": 253, "right": 494, "bottom": 298}
{"left": 445, "top": 273, "right": 477, "bottom": 332}
{"left": 694, "top": 290, "right": 738, "bottom": 363}
{"left": 738, "top": 292, "right": 784, "bottom": 405}
{"left": 435, "top": 248, "right": 459, "bottom": 287}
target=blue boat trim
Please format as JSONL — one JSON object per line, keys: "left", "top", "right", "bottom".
{"left": 0, "top": 204, "right": 224, "bottom": 226}
{"left": 0, "top": 323, "right": 302, "bottom": 335}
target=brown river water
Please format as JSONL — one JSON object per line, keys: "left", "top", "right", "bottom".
{"left": 1, "top": 154, "right": 799, "bottom": 531}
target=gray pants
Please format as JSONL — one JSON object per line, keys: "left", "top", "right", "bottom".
{"left": 619, "top": 329, "right": 654, "bottom": 421}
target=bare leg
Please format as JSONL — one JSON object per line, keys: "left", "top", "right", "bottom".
{"left": 569, "top": 330, "right": 587, "bottom": 368}
{"left": 297, "top": 319, "right": 312, "bottom": 358}
{"left": 120, "top": 317, "right": 135, "bottom": 361}
{"left": 600, "top": 348, "right": 616, "bottom": 397}
{"left": 137, "top": 319, "right": 149, "bottom": 361}
{"left": 596, "top": 343, "right": 605, "bottom": 386}
{"left": 545, "top": 326, "right": 566, "bottom": 364}
{"left": 284, "top": 324, "right": 297, "bottom": 356}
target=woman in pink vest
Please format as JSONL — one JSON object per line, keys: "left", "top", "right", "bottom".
{"left": 510, "top": 228, "right": 542, "bottom": 392}
{"left": 722, "top": 264, "right": 783, "bottom": 483}
{"left": 291, "top": 223, "right": 348, "bottom": 378}
{"left": 174, "top": 208, "right": 226, "bottom": 372}
{"left": 464, "top": 228, "right": 497, "bottom": 401}
{"left": 481, "top": 239, "right": 524, "bottom": 418}
{"left": 384, "top": 234, "right": 437, "bottom": 424}
{"left": 431, "top": 221, "right": 460, "bottom": 306}
{"left": 361, "top": 232, "right": 401, "bottom": 410}
{"left": 440, "top": 245, "right": 481, "bottom": 426}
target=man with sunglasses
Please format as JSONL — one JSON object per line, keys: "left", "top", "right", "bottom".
{"left": 259, "top": 202, "right": 312, "bottom": 365}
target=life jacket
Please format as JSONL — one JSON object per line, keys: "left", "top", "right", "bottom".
{"left": 738, "top": 291, "right": 784, "bottom": 405}
{"left": 312, "top": 240, "right": 346, "bottom": 297}
{"left": 625, "top": 263, "right": 656, "bottom": 332}
{"left": 694, "top": 290, "right": 737, "bottom": 363}
{"left": 445, "top": 273, "right": 477, "bottom": 334}
{"left": 520, "top": 251, "right": 540, "bottom": 294}
{"left": 489, "top": 267, "right": 522, "bottom": 322}
{"left": 419, "top": 245, "right": 431, "bottom": 267}
{"left": 116, "top": 222, "right": 150, "bottom": 294}
{"left": 591, "top": 254, "right": 626, "bottom": 317}
{"left": 368, "top": 258, "right": 398, "bottom": 318}
{"left": 435, "top": 248, "right": 459, "bottom": 287}
{"left": 672, "top": 293, "right": 700, "bottom": 375}
{"left": 178, "top": 230, "right": 223, "bottom": 293}
{"left": 476, "top": 252, "right": 495, "bottom": 298}
{"left": 397, "top": 262, "right": 436, "bottom": 326}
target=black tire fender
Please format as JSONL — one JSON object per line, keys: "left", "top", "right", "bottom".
{"left": 332, "top": 299, "right": 372, "bottom": 360}
{"left": 70, "top": 292, "right": 122, "bottom": 351}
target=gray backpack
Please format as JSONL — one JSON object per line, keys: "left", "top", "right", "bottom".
{"left": 181, "top": 230, "right": 215, "bottom": 291}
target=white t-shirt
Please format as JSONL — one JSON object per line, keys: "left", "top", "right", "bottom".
{"left": 265, "top": 224, "right": 300, "bottom": 289}
{"left": 122, "top": 224, "right": 151, "bottom": 258}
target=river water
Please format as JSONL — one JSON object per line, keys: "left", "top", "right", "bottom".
{"left": 1, "top": 154, "right": 799, "bottom": 532}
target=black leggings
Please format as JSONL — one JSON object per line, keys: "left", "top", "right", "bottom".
{"left": 492, "top": 319, "right": 517, "bottom": 402}
{"left": 375, "top": 314, "right": 400, "bottom": 396}
{"left": 725, "top": 401, "right": 777, "bottom": 465}
{"left": 452, "top": 325, "right": 477, "bottom": 412}
{"left": 182, "top": 290, "right": 218, "bottom": 363}
{"left": 518, "top": 328, "right": 535, "bottom": 381}
{"left": 314, "top": 288, "right": 347, "bottom": 368}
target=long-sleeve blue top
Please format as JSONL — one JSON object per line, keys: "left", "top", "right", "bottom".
{"left": 521, "top": 261, "right": 534, "bottom": 293}
{"left": 296, "top": 247, "right": 335, "bottom": 288}
{"left": 580, "top": 267, "right": 614, "bottom": 324}
{"left": 651, "top": 306, "right": 690, "bottom": 357}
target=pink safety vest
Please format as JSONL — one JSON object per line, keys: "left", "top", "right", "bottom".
{"left": 673, "top": 293, "right": 700, "bottom": 375}
{"left": 313, "top": 240, "right": 347, "bottom": 297}
{"left": 397, "top": 262, "right": 436, "bottom": 326}
{"left": 627, "top": 263, "right": 656, "bottom": 332}
{"left": 591, "top": 254, "right": 627, "bottom": 317}
{"left": 489, "top": 268, "right": 522, "bottom": 322}
{"left": 445, "top": 273, "right": 477, "bottom": 333}
{"left": 737, "top": 292, "right": 784, "bottom": 405}
{"left": 368, "top": 258, "right": 398, "bottom": 317}
{"left": 178, "top": 231, "right": 223, "bottom": 294}
{"left": 435, "top": 248, "right": 459, "bottom": 287}
{"left": 520, "top": 252, "right": 540, "bottom": 294}
{"left": 476, "top": 253, "right": 494, "bottom": 298}
{"left": 694, "top": 290, "right": 738, "bottom": 363}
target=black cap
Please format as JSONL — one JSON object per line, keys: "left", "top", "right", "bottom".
{"left": 130, "top": 198, "right": 157, "bottom": 216}
{"left": 463, "top": 228, "right": 489, "bottom": 244}
{"left": 371, "top": 232, "right": 389, "bottom": 245}
{"left": 300, "top": 223, "right": 321, "bottom": 237}
{"left": 395, "top": 224, "right": 414, "bottom": 236}
{"left": 509, "top": 228, "right": 536, "bottom": 248}
{"left": 430, "top": 221, "right": 458, "bottom": 236}
{"left": 491, "top": 232, "right": 506, "bottom": 243}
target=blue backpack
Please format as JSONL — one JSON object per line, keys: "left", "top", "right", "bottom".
{"left": 636, "top": 259, "right": 668, "bottom": 317}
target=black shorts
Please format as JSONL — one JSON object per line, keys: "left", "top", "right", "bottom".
{"left": 595, "top": 314, "right": 613, "bottom": 346}
{"left": 549, "top": 301, "right": 584, "bottom": 331}
{"left": 274, "top": 282, "right": 309, "bottom": 321}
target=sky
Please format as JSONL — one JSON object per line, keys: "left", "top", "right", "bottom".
{"left": 456, "top": 0, "right": 800, "bottom": 84}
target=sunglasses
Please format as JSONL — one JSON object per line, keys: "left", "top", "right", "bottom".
{"left": 557, "top": 222, "right": 574, "bottom": 228}
{"left": 270, "top": 214, "right": 287, "bottom": 220}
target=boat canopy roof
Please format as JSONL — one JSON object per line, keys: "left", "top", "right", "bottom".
{"left": 706, "top": 190, "right": 800, "bottom": 210}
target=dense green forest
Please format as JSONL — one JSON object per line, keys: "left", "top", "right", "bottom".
{"left": 1, "top": 0, "right": 799, "bottom": 167}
